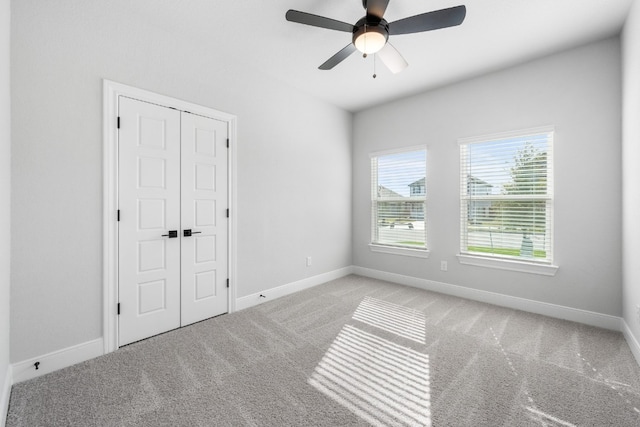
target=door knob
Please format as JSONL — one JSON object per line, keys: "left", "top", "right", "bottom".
{"left": 183, "top": 229, "right": 202, "bottom": 237}
{"left": 161, "top": 230, "right": 178, "bottom": 238}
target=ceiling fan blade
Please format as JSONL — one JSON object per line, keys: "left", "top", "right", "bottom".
{"left": 286, "top": 10, "right": 355, "bottom": 32}
{"left": 389, "top": 5, "right": 466, "bottom": 35}
{"left": 319, "top": 44, "right": 357, "bottom": 70}
{"left": 365, "top": 0, "right": 390, "bottom": 19}
{"left": 377, "top": 43, "right": 408, "bottom": 74}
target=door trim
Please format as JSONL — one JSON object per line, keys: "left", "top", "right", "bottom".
{"left": 102, "top": 79, "right": 238, "bottom": 354}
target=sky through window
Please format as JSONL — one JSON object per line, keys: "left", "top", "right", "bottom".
{"left": 377, "top": 150, "right": 426, "bottom": 197}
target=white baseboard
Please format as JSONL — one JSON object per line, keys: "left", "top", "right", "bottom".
{"left": 235, "top": 266, "right": 355, "bottom": 311}
{"left": 1, "top": 364, "right": 11, "bottom": 427}
{"left": 622, "top": 319, "right": 640, "bottom": 367}
{"left": 6, "top": 267, "right": 635, "bottom": 392}
{"left": 353, "top": 266, "right": 621, "bottom": 331}
{"left": 11, "top": 338, "right": 103, "bottom": 384}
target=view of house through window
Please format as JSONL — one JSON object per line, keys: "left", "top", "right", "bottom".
{"left": 371, "top": 148, "right": 427, "bottom": 249}
{"left": 459, "top": 128, "right": 553, "bottom": 263}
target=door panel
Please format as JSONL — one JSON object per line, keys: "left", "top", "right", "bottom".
{"left": 118, "top": 96, "right": 181, "bottom": 346}
{"left": 180, "top": 112, "right": 228, "bottom": 326}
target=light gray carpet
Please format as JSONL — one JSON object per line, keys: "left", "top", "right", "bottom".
{"left": 6, "top": 275, "right": 640, "bottom": 426}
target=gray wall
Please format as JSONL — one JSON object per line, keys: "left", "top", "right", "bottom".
{"left": 10, "top": 0, "right": 352, "bottom": 362}
{"left": 1, "top": 0, "right": 11, "bottom": 406}
{"left": 7, "top": 0, "right": 632, "bottom": 367}
{"left": 353, "top": 37, "right": 622, "bottom": 316}
{"left": 623, "top": 1, "right": 640, "bottom": 343}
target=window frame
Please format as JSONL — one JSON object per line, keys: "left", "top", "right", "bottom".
{"left": 457, "top": 127, "right": 558, "bottom": 276}
{"left": 369, "top": 146, "right": 429, "bottom": 258}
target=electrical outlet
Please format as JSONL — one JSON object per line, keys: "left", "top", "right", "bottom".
{"left": 440, "top": 261, "right": 448, "bottom": 271}
{"left": 306, "top": 256, "right": 312, "bottom": 267}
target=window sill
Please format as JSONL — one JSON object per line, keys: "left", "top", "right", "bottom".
{"left": 369, "top": 244, "right": 430, "bottom": 258}
{"left": 457, "top": 254, "right": 558, "bottom": 276}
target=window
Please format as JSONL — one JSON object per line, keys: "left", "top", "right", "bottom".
{"left": 371, "top": 147, "right": 427, "bottom": 255}
{"left": 459, "top": 127, "right": 554, "bottom": 268}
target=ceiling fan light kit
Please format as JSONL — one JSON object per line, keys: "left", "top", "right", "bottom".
{"left": 285, "top": 0, "right": 466, "bottom": 76}
{"left": 354, "top": 29, "right": 387, "bottom": 55}
{"left": 353, "top": 18, "right": 389, "bottom": 55}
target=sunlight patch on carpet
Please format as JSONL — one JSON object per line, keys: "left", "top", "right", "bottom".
{"left": 352, "top": 296, "right": 426, "bottom": 344}
{"left": 309, "top": 323, "right": 431, "bottom": 426}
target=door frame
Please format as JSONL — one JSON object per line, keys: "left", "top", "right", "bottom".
{"left": 102, "top": 79, "right": 238, "bottom": 354}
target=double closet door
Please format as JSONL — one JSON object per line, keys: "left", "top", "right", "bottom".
{"left": 118, "top": 96, "right": 228, "bottom": 346}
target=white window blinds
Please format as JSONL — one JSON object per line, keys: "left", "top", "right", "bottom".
{"left": 371, "top": 148, "right": 427, "bottom": 250}
{"left": 459, "top": 127, "right": 553, "bottom": 263}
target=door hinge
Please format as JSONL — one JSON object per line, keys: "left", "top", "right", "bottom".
{"left": 117, "top": 303, "right": 120, "bottom": 315}
{"left": 226, "top": 138, "right": 229, "bottom": 148}
{"left": 117, "top": 116, "right": 120, "bottom": 129}
{"left": 117, "top": 210, "right": 120, "bottom": 221}
{"left": 226, "top": 209, "right": 229, "bottom": 218}
{"left": 226, "top": 278, "right": 229, "bottom": 288}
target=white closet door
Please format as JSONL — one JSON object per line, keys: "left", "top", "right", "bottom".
{"left": 118, "top": 97, "right": 182, "bottom": 346}
{"left": 180, "top": 112, "right": 229, "bottom": 326}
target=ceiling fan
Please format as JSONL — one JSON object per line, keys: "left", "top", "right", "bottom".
{"left": 285, "top": 0, "right": 466, "bottom": 75}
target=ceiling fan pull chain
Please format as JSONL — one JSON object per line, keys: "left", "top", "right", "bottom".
{"left": 373, "top": 54, "right": 377, "bottom": 79}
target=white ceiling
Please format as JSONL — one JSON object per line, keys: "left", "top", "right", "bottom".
{"left": 129, "top": 0, "right": 634, "bottom": 112}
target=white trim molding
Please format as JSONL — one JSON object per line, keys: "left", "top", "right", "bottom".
{"left": 5, "top": 266, "right": 637, "bottom": 391}
{"left": 11, "top": 339, "right": 103, "bottom": 384}
{"left": 352, "top": 266, "right": 619, "bottom": 330}
{"left": 622, "top": 319, "right": 640, "bottom": 368}
{"left": 1, "top": 364, "right": 11, "bottom": 427}
{"left": 457, "top": 254, "right": 559, "bottom": 276}
{"left": 368, "top": 144, "right": 428, "bottom": 158}
{"left": 235, "top": 267, "right": 355, "bottom": 311}
{"left": 103, "top": 79, "right": 238, "bottom": 354}
{"left": 369, "top": 244, "right": 430, "bottom": 258}
{"left": 458, "top": 125, "right": 556, "bottom": 146}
